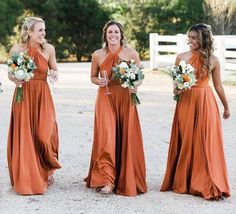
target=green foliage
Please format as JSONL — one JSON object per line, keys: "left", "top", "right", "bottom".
{"left": 1, "top": 0, "right": 234, "bottom": 61}
{"left": 102, "top": 0, "right": 204, "bottom": 59}
{"left": 0, "top": 0, "right": 24, "bottom": 46}
{"left": 54, "top": 0, "right": 109, "bottom": 61}
{"left": 1, "top": 0, "right": 109, "bottom": 61}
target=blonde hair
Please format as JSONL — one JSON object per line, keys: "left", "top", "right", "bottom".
{"left": 20, "top": 17, "right": 46, "bottom": 50}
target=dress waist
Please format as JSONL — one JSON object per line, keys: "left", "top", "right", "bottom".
{"left": 192, "top": 83, "right": 209, "bottom": 88}
{"left": 108, "top": 79, "right": 121, "bottom": 86}
{"left": 31, "top": 78, "right": 47, "bottom": 81}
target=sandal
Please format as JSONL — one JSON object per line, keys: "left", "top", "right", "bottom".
{"left": 48, "top": 174, "right": 55, "bottom": 186}
{"left": 100, "top": 184, "right": 114, "bottom": 194}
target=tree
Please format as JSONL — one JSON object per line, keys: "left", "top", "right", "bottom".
{"left": 203, "top": 0, "right": 236, "bottom": 34}
{"left": 54, "top": 0, "right": 110, "bottom": 61}
{"left": 3, "top": 0, "right": 110, "bottom": 61}
{"left": 0, "top": 0, "right": 24, "bottom": 47}
{"left": 101, "top": 0, "right": 204, "bottom": 59}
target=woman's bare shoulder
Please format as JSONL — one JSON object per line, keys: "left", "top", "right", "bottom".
{"left": 122, "top": 46, "right": 138, "bottom": 59}
{"left": 44, "top": 43, "right": 55, "bottom": 53}
{"left": 93, "top": 48, "right": 106, "bottom": 55}
{"left": 9, "top": 44, "right": 26, "bottom": 54}
{"left": 177, "top": 51, "right": 191, "bottom": 60}
{"left": 210, "top": 54, "right": 219, "bottom": 64}
{"left": 92, "top": 48, "right": 107, "bottom": 61}
{"left": 123, "top": 46, "right": 137, "bottom": 54}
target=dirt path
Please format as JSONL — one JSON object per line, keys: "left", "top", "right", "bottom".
{"left": 0, "top": 63, "right": 235, "bottom": 214}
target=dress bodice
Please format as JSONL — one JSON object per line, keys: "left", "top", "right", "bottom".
{"left": 27, "top": 46, "right": 48, "bottom": 81}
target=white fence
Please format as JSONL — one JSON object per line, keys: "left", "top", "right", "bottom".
{"left": 150, "top": 33, "right": 236, "bottom": 80}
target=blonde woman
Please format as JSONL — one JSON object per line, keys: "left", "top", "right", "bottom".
{"left": 7, "top": 17, "right": 61, "bottom": 195}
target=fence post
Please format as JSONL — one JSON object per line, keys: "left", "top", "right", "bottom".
{"left": 214, "top": 36, "right": 225, "bottom": 81}
{"left": 150, "top": 33, "right": 158, "bottom": 70}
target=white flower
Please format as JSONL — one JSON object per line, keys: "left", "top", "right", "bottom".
{"left": 24, "top": 73, "right": 31, "bottom": 81}
{"left": 177, "top": 82, "right": 184, "bottom": 90}
{"left": 130, "top": 73, "right": 136, "bottom": 80}
{"left": 125, "top": 72, "right": 130, "bottom": 78}
{"left": 119, "top": 62, "right": 129, "bottom": 69}
{"left": 133, "top": 80, "right": 142, "bottom": 86}
{"left": 17, "top": 58, "right": 23, "bottom": 65}
{"left": 121, "top": 82, "right": 129, "bottom": 88}
{"left": 186, "top": 64, "right": 194, "bottom": 71}
{"left": 183, "top": 82, "right": 190, "bottom": 88}
{"left": 7, "top": 59, "right": 13, "bottom": 65}
{"left": 130, "top": 67, "right": 138, "bottom": 74}
{"left": 15, "top": 69, "right": 26, "bottom": 80}
{"left": 130, "top": 59, "right": 135, "bottom": 63}
{"left": 179, "top": 60, "right": 187, "bottom": 68}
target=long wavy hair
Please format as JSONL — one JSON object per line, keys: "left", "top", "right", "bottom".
{"left": 102, "top": 21, "right": 126, "bottom": 48}
{"left": 20, "top": 17, "right": 46, "bottom": 50}
{"left": 187, "top": 23, "right": 214, "bottom": 77}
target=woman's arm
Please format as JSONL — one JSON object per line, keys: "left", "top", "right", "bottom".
{"left": 47, "top": 44, "right": 58, "bottom": 82}
{"left": 131, "top": 48, "right": 140, "bottom": 65}
{"left": 128, "top": 48, "right": 141, "bottom": 93}
{"left": 211, "top": 56, "right": 230, "bottom": 119}
{"left": 90, "top": 51, "right": 108, "bottom": 87}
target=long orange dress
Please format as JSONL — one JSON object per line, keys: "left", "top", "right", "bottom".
{"left": 160, "top": 51, "right": 230, "bottom": 199}
{"left": 7, "top": 45, "right": 61, "bottom": 195}
{"left": 85, "top": 48, "right": 147, "bottom": 196}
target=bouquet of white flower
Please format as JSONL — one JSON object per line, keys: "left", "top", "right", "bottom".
{"left": 168, "top": 60, "right": 196, "bottom": 101}
{"left": 6, "top": 52, "right": 36, "bottom": 102}
{"left": 112, "top": 60, "right": 144, "bottom": 105}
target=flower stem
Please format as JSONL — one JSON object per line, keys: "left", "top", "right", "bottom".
{"left": 15, "top": 87, "right": 23, "bottom": 103}
{"left": 131, "top": 93, "right": 140, "bottom": 105}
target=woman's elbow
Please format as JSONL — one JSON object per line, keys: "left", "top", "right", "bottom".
{"left": 214, "top": 84, "right": 223, "bottom": 93}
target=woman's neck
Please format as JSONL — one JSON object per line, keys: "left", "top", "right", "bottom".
{"left": 27, "top": 40, "right": 40, "bottom": 49}
{"left": 108, "top": 44, "right": 121, "bottom": 53}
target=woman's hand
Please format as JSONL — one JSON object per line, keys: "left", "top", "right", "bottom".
{"left": 99, "top": 78, "right": 109, "bottom": 87}
{"left": 15, "top": 79, "right": 24, "bottom": 87}
{"left": 48, "top": 70, "right": 58, "bottom": 82}
{"left": 173, "top": 88, "right": 183, "bottom": 95}
{"left": 8, "top": 74, "right": 23, "bottom": 86}
{"left": 223, "top": 108, "right": 230, "bottom": 119}
{"left": 10, "top": 76, "right": 23, "bottom": 87}
{"left": 130, "top": 87, "right": 137, "bottom": 93}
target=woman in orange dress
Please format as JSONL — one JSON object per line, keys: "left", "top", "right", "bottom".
{"left": 7, "top": 17, "right": 61, "bottom": 195}
{"left": 84, "top": 21, "right": 147, "bottom": 196}
{"left": 161, "top": 23, "right": 230, "bottom": 200}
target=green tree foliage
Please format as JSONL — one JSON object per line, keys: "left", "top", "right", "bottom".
{"left": 100, "top": 0, "right": 204, "bottom": 59}
{"left": 1, "top": 0, "right": 109, "bottom": 61}
{"left": 1, "top": 0, "right": 235, "bottom": 61}
{"left": 54, "top": 0, "right": 109, "bottom": 61}
{"left": 0, "top": 0, "right": 24, "bottom": 47}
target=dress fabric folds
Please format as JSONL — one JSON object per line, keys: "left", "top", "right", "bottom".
{"left": 160, "top": 51, "right": 230, "bottom": 199}
{"left": 85, "top": 48, "right": 147, "bottom": 196}
{"left": 7, "top": 46, "right": 61, "bottom": 195}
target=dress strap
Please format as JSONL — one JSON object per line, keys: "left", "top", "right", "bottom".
{"left": 100, "top": 46, "right": 123, "bottom": 79}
